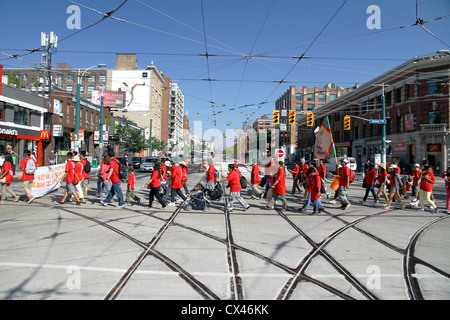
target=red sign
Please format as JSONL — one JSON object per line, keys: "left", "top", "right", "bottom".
{"left": 40, "top": 130, "right": 50, "bottom": 140}
{"left": 427, "top": 144, "right": 441, "bottom": 152}
{"left": 276, "top": 149, "right": 284, "bottom": 158}
{"left": 91, "top": 90, "right": 126, "bottom": 108}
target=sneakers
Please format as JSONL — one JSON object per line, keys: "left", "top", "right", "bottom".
{"left": 56, "top": 200, "right": 65, "bottom": 205}
{"left": 27, "top": 196, "right": 35, "bottom": 204}
{"left": 100, "top": 200, "right": 108, "bottom": 207}
{"left": 116, "top": 204, "right": 125, "bottom": 209}
{"left": 167, "top": 202, "right": 176, "bottom": 206}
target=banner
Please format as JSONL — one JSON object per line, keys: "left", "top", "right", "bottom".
{"left": 314, "top": 116, "right": 335, "bottom": 160}
{"left": 31, "top": 164, "right": 66, "bottom": 198}
{"left": 91, "top": 90, "right": 126, "bottom": 108}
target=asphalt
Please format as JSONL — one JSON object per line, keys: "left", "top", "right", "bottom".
{"left": 0, "top": 161, "right": 449, "bottom": 302}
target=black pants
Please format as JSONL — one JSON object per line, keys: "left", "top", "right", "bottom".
{"left": 171, "top": 188, "right": 187, "bottom": 202}
{"left": 149, "top": 186, "right": 166, "bottom": 208}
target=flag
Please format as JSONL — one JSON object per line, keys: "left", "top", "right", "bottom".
{"left": 314, "top": 116, "right": 335, "bottom": 160}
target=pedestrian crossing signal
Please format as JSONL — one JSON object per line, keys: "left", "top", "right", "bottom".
{"left": 344, "top": 116, "right": 351, "bottom": 130}
{"left": 306, "top": 112, "right": 314, "bottom": 127}
{"left": 288, "top": 111, "right": 296, "bottom": 125}
{"left": 273, "top": 110, "right": 280, "bottom": 125}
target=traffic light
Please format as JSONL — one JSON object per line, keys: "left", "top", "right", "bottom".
{"left": 273, "top": 110, "right": 280, "bottom": 125}
{"left": 344, "top": 116, "right": 351, "bottom": 130}
{"left": 306, "top": 112, "right": 314, "bottom": 127}
{"left": 288, "top": 111, "right": 296, "bottom": 125}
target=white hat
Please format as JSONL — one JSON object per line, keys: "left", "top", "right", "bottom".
{"left": 389, "top": 164, "right": 397, "bottom": 169}
{"left": 414, "top": 163, "right": 420, "bottom": 167}
{"left": 73, "top": 155, "right": 81, "bottom": 162}
{"left": 341, "top": 158, "right": 349, "bottom": 163}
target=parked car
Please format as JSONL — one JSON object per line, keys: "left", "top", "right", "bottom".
{"left": 132, "top": 157, "right": 144, "bottom": 169}
{"left": 324, "top": 157, "right": 357, "bottom": 174}
{"left": 140, "top": 158, "right": 155, "bottom": 172}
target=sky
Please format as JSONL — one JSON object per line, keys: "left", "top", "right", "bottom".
{"left": 1, "top": 0, "right": 449, "bottom": 134}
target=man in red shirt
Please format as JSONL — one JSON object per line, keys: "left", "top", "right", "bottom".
{"left": 217, "top": 164, "right": 249, "bottom": 212}
{"left": 250, "top": 160, "right": 263, "bottom": 199}
{"left": 266, "top": 161, "right": 287, "bottom": 211}
{"left": 57, "top": 152, "right": 81, "bottom": 205}
{"left": 418, "top": 165, "right": 438, "bottom": 213}
{"left": 409, "top": 164, "right": 422, "bottom": 203}
{"left": 100, "top": 150, "right": 125, "bottom": 208}
{"left": 168, "top": 161, "right": 187, "bottom": 205}
{"left": 333, "top": 158, "right": 351, "bottom": 210}
{"left": 125, "top": 166, "right": 140, "bottom": 205}
{"left": 80, "top": 151, "right": 90, "bottom": 200}
{"left": 205, "top": 160, "right": 216, "bottom": 191}
{"left": 288, "top": 161, "right": 301, "bottom": 194}
{"left": 19, "top": 149, "right": 37, "bottom": 203}
{"left": 308, "top": 167, "right": 324, "bottom": 214}
{"left": 362, "top": 163, "right": 377, "bottom": 203}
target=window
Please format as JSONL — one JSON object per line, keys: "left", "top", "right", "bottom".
{"left": 307, "top": 93, "right": 315, "bottom": 101}
{"left": 329, "top": 94, "right": 337, "bottom": 101}
{"left": 99, "top": 74, "right": 107, "bottom": 82}
{"left": 67, "top": 74, "right": 74, "bottom": 81}
{"left": 88, "top": 75, "right": 96, "bottom": 82}
{"left": 395, "top": 87, "right": 402, "bottom": 103}
{"left": 318, "top": 93, "right": 326, "bottom": 101}
{"left": 307, "top": 104, "right": 315, "bottom": 111}
{"left": 88, "top": 86, "right": 95, "bottom": 93}
{"left": 428, "top": 79, "right": 442, "bottom": 95}
{"left": 428, "top": 110, "right": 441, "bottom": 124}
{"left": 14, "top": 106, "right": 30, "bottom": 126}
{"left": 66, "top": 85, "right": 73, "bottom": 93}
{"left": 296, "top": 93, "right": 303, "bottom": 101}
{"left": 0, "top": 102, "right": 4, "bottom": 121}
{"left": 79, "top": 86, "right": 84, "bottom": 93}
{"left": 296, "top": 103, "right": 303, "bottom": 110}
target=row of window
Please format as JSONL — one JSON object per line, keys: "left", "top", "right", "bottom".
{"left": 0, "top": 102, "right": 32, "bottom": 126}
{"left": 58, "top": 74, "right": 107, "bottom": 82}
{"left": 295, "top": 93, "right": 337, "bottom": 102}
{"left": 65, "top": 85, "right": 97, "bottom": 94}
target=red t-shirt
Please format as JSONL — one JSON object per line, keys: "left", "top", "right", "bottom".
{"left": 20, "top": 157, "right": 36, "bottom": 181}
{"left": 1, "top": 161, "right": 13, "bottom": 184}
{"left": 207, "top": 165, "right": 215, "bottom": 181}
{"left": 251, "top": 164, "right": 260, "bottom": 184}
{"left": 109, "top": 158, "right": 121, "bottom": 184}
{"left": 128, "top": 173, "right": 135, "bottom": 189}
{"left": 389, "top": 172, "right": 396, "bottom": 187}
{"left": 339, "top": 166, "right": 351, "bottom": 187}
{"left": 171, "top": 165, "right": 183, "bottom": 189}
{"left": 74, "top": 162, "right": 83, "bottom": 184}
{"left": 411, "top": 169, "right": 421, "bottom": 185}
{"left": 291, "top": 165, "right": 300, "bottom": 178}
{"left": 310, "top": 175, "right": 322, "bottom": 201}
{"left": 420, "top": 173, "right": 435, "bottom": 192}
{"left": 227, "top": 170, "right": 241, "bottom": 192}
{"left": 65, "top": 160, "right": 75, "bottom": 184}
{"left": 181, "top": 166, "right": 188, "bottom": 183}
{"left": 318, "top": 165, "right": 326, "bottom": 180}
{"left": 81, "top": 159, "right": 90, "bottom": 179}
{"left": 150, "top": 170, "right": 161, "bottom": 188}
{"left": 273, "top": 168, "right": 286, "bottom": 195}
{"left": 365, "top": 169, "right": 377, "bottom": 185}
{"left": 377, "top": 170, "right": 387, "bottom": 184}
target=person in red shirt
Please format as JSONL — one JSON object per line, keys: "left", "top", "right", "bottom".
{"left": 72, "top": 155, "right": 85, "bottom": 203}
{"left": 100, "top": 150, "right": 125, "bottom": 208}
{"left": 217, "top": 164, "right": 249, "bottom": 212}
{"left": 125, "top": 167, "right": 140, "bottom": 205}
{"left": 144, "top": 162, "right": 167, "bottom": 210}
{"left": 80, "top": 151, "right": 90, "bottom": 200}
{"left": 19, "top": 149, "right": 37, "bottom": 203}
{"left": 362, "top": 163, "right": 377, "bottom": 203}
{"left": 266, "top": 161, "right": 287, "bottom": 211}
{"left": 288, "top": 161, "right": 301, "bottom": 194}
{"left": 333, "top": 158, "right": 351, "bottom": 210}
{"left": 57, "top": 152, "right": 81, "bottom": 205}
{"left": 168, "top": 161, "right": 187, "bottom": 205}
{"left": 383, "top": 164, "right": 404, "bottom": 210}
{"left": 318, "top": 159, "right": 330, "bottom": 200}
{"left": 374, "top": 163, "right": 388, "bottom": 204}
{"left": 250, "top": 160, "right": 263, "bottom": 199}
{"left": 205, "top": 160, "right": 216, "bottom": 191}
{"left": 0, "top": 153, "right": 20, "bottom": 203}
{"left": 409, "top": 164, "right": 422, "bottom": 203}
{"left": 180, "top": 161, "right": 189, "bottom": 194}
{"left": 418, "top": 165, "right": 438, "bottom": 213}
{"left": 307, "top": 167, "right": 324, "bottom": 214}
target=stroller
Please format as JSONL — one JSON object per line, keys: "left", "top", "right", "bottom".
{"left": 184, "top": 183, "right": 212, "bottom": 212}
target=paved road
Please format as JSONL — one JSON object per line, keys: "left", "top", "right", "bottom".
{"left": 0, "top": 162, "right": 449, "bottom": 301}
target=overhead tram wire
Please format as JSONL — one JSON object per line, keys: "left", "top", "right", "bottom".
{"left": 199, "top": 0, "right": 213, "bottom": 106}
{"left": 415, "top": 0, "right": 450, "bottom": 48}
{"left": 261, "top": 0, "right": 349, "bottom": 108}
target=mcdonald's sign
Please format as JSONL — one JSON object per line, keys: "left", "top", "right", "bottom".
{"left": 40, "top": 130, "right": 51, "bottom": 140}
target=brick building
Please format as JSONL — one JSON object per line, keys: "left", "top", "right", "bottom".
{"left": 296, "top": 51, "right": 450, "bottom": 174}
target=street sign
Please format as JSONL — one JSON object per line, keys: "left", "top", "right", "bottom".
{"left": 275, "top": 149, "right": 284, "bottom": 158}
{"left": 369, "top": 119, "right": 386, "bottom": 124}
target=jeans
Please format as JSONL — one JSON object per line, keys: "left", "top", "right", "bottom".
{"left": 96, "top": 177, "right": 110, "bottom": 196}
{"left": 267, "top": 192, "right": 287, "bottom": 210}
{"left": 149, "top": 186, "right": 166, "bottom": 208}
{"left": 363, "top": 184, "right": 377, "bottom": 201}
{"left": 337, "top": 186, "right": 349, "bottom": 206}
{"left": 228, "top": 191, "right": 250, "bottom": 211}
{"left": 301, "top": 192, "right": 311, "bottom": 210}
{"left": 312, "top": 198, "right": 323, "bottom": 213}
{"left": 171, "top": 188, "right": 187, "bottom": 202}
{"left": 104, "top": 181, "right": 125, "bottom": 206}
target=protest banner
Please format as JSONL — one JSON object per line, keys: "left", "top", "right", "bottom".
{"left": 31, "top": 164, "right": 66, "bottom": 198}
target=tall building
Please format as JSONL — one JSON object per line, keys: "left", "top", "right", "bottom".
{"left": 161, "top": 76, "right": 185, "bottom": 150}
{"left": 274, "top": 83, "right": 357, "bottom": 158}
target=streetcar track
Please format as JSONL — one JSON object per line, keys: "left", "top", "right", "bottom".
{"left": 16, "top": 163, "right": 450, "bottom": 300}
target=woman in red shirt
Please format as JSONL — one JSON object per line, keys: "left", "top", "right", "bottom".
{"left": 362, "top": 163, "right": 377, "bottom": 203}
{"left": 266, "top": 161, "right": 287, "bottom": 211}
{"left": 374, "top": 163, "right": 388, "bottom": 204}
{"left": 217, "top": 164, "right": 249, "bottom": 212}
{"left": 419, "top": 165, "right": 438, "bottom": 213}
{"left": 169, "top": 162, "right": 187, "bottom": 205}
{"left": 250, "top": 160, "right": 263, "bottom": 199}
{"left": 144, "top": 162, "right": 167, "bottom": 210}
{"left": 0, "top": 154, "right": 20, "bottom": 203}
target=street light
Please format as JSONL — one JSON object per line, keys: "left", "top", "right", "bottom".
{"left": 74, "top": 63, "right": 107, "bottom": 152}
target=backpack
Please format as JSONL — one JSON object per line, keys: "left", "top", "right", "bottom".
{"left": 25, "top": 158, "right": 36, "bottom": 175}
{"left": 114, "top": 159, "right": 129, "bottom": 180}
{"left": 208, "top": 182, "right": 223, "bottom": 201}
{"left": 83, "top": 159, "right": 91, "bottom": 173}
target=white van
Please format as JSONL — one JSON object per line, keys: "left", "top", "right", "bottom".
{"left": 324, "top": 157, "right": 357, "bottom": 174}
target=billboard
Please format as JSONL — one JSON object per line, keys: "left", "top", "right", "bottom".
{"left": 91, "top": 90, "right": 126, "bottom": 108}
{"left": 109, "top": 70, "right": 151, "bottom": 112}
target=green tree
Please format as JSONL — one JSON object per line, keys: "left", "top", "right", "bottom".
{"left": 114, "top": 117, "right": 148, "bottom": 153}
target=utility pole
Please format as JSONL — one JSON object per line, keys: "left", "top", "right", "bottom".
{"left": 40, "top": 32, "right": 58, "bottom": 96}
{"left": 373, "top": 83, "right": 389, "bottom": 165}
